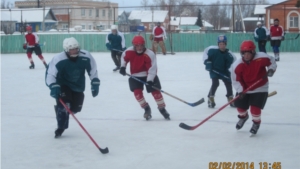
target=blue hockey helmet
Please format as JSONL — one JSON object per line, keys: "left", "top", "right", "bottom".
{"left": 217, "top": 35, "right": 227, "bottom": 44}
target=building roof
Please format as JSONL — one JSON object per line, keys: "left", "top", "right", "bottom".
{"left": 170, "top": 16, "right": 213, "bottom": 27}
{"left": 265, "top": 0, "right": 289, "bottom": 8}
{"left": 243, "top": 17, "right": 265, "bottom": 21}
{"left": 254, "top": 5, "right": 270, "bottom": 15}
{"left": 1, "top": 8, "right": 57, "bottom": 23}
{"left": 128, "top": 10, "right": 168, "bottom": 22}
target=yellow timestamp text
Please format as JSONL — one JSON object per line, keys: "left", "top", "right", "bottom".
{"left": 208, "top": 162, "right": 282, "bottom": 169}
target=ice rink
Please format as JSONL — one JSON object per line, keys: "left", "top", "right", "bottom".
{"left": 1, "top": 52, "right": 300, "bottom": 169}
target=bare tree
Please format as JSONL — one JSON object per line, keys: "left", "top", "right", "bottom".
{"left": 140, "top": 0, "right": 150, "bottom": 10}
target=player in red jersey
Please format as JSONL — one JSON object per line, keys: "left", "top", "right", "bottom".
{"left": 23, "top": 25, "right": 47, "bottom": 69}
{"left": 230, "top": 40, "right": 277, "bottom": 135}
{"left": 269, "top": 18, "right": 284, "bottom": 61}
{"left": 119, "top": 35, "right": 170, "bottom": 120}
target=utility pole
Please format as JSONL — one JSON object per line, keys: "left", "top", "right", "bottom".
{"left": 232, "top": 0, "right": 235, "bottom": 32}
{"left": 42, "top": 0, "right": 45, "bottom": 31}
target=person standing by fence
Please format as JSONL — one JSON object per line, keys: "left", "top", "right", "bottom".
{"left": 151, "top": 22, "right": 167, "bottom": 55}
{"left": 254, "top": 21, "right": 269, "bottom": 53}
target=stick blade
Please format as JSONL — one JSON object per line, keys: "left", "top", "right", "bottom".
{"left": 179, "top": 123, "right": 194, "bottom": 130}
{"left": 99, "top": 147, "right": 109, "bottom": 154}
{"left": 190, "top": 98, "right": 205, "bottom": 107}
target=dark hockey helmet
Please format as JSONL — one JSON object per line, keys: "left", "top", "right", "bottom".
{"left": 217, "top": 35, "right": 227, "bottom": 44}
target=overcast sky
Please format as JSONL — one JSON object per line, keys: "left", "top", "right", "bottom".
{"left": 6, "top": 0, "right": 286, "bottom": 9}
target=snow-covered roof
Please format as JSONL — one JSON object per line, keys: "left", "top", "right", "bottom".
{"left": 118, "top": 10, "right": 125, "bottom": 16}
{"left": 254, "top": 5, "right": 270, "bottom": 15}
{"left": 128, "top": 10, "right": 168, "bottom": 22}
{"left": 1, "top": 8, "right": 57, "bottom": 23}
{"left": 170, "top": 16, "right": 213, "bottom": 27}
{"left": 243, "top": 17, "right": 265, "bottom": 21}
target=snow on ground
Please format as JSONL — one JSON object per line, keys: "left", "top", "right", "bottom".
{"left": 1, "top": 52, "right": 300, "bottom": 169}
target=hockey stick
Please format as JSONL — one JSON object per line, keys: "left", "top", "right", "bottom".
{"left": 59, "top": 99, "right": 109, "bottom": 154}
{"left": 126, "top": 73, "right": 204, "bottom": 107}
{"left": 283, "top": 34, "right": 299, "bottom": 40}
{"left": 112, "top": 48, "right": 124, "bottom": 52}
{"left": 268, "top": 90, "right": 277, "bottom": 97}
{"left": 179, "top": 77, "right": 264, "bottom": 130}
{"left": 212, "top": 70, "right": 230, "bottom": 79}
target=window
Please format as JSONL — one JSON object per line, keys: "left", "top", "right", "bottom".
{"left": 89, "top": 9, "right": 92, "bottom": 17}
{"left": 96, "top": 9, "right": 99, "bottom": 17}
{"left": 62, "top": 24, "right": 68, "bottom": 29}
{"left": 81, "top": 9, "right": 85, "bottom": 16}
{"left": 150, "top": 23, "right": 155, "bottom": 30}
{"left": 102, "top": 10, "right": 106, "bottom": 17}
{"left": 290, "top": 16, "right": 299, "bottom": 28}
{"left": 82, "top": 25, "right": 85, "bottom": 29}
{"left": 89, "top": 25, "right": 92, "bottom": 30}
{"left": 108, "top": 9, "right": 112, "bottom": 18}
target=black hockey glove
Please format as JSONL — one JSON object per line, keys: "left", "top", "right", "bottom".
{"left": 267, "top": 69, "right": 275, "bottom": 77}
{"left": 146, "top": 81, "right": 155, "bottom": 93}
{"left": 49, "top": 83, "right": 61, "bottom": 100}
{"left": 281, "top": 36, "right": 285, "bottom": 41}
{"left": 119, "top": 67, "right": 126, "bottom": 76}
{"left": 91, "top": 78, "right": 100, "bottom": 97}
{"left": 238, "top": 92, "right": 245, "bottom": 99}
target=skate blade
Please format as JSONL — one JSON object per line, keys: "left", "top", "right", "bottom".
{"left": 249, "top": 133, "right": 256, "bottom": 137}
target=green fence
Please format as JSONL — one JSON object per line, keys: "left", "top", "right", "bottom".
{"left": 1, "top": 33, "right": 299, "bottom": 54}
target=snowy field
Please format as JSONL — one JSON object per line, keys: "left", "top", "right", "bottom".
{"left": 1, "top": 52, "right": 300, "bottom": 169}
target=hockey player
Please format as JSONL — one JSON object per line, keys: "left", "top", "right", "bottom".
{"left": 151, "top": 22, "right": 167, "bottom": 55}
{"left": 203, "top": 35, "right": 236, "bottom": 108}
{"left": 254, "top": 21, "right": 269, "bottom": 53}
{"left": 105, "top": 25, "right": 126, "bottom": 71}
{"left": 270, "top": 18, "right": 284, "bottom": 61}
{"left": 23, "top": 25, "right": 47, "bottom": 69}
{"left": 230, "top": 40, "right": 277, "bottom": 135}
{"left": 45, "top": 37, "right": 100, "bottom": 138}
{"left": 119, "top": 35, "right": 170, "bottom": 120}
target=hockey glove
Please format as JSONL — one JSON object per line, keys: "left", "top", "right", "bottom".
{"left": 238, "top": 92, "right": 245, "bottom": 99}
{"left": 146, "top": 81, "right": 155, "bottom": 93}
{"left": 106, "top": 43, "right": 112, "bottom": 51}
{"left": 281, "top": 36, "right": 285, "bottom": 41}
{"left": 23, "top": 44, "right": 27, "bottom": 50}
{"left": 91, "top": 78, "right": 100, "bottom": 97}
{"left": 35, "top": 43, "right": 40, "bottom": 48}
{"left": 205, "top": 61, "right": 212, "bottom": 71}
{"left": 267, "top": 69, "right": 275, "bottom": 77}
{"left": 49, "top": 83, "right": 61, "bottom": 100}
{"left": 122, "top": 47, "right": 127, "bottom": 51}
{"left": 119, "top": 67, "right": 126, "bottom": 76}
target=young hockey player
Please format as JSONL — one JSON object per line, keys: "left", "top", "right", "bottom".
{"left": 105, "top": 25, "right": 126, "bottom": 71}
{"left": 254, "top": 21, "right": 269, "bottom": 53}
{"left": 203, "top": 35, "right": 236, "bottom": 108}
{"left": 119, "top": 35, "right": 170, "bottom": 120}
{"left": 231, "top": 40, "right": 277, "bottom": 135}
{"left": 23, "top": 25, "right": 47, "bottom": 69}
{"left": 270, "top": 18, "right": 284, "bottom": 61}
{"left": 45, "top": 37, "right": 100, "bottom": 138}
{"left": 151, "top": 22, "right": 167, "bottom": 55}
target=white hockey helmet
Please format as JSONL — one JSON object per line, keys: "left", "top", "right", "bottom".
{"left": 111, "top": 25, "right": 118, "bottom": 30}
{"left": 257, "top": 21, "right": 262, "bottom": 26}
{"left": 63, "top": 37, "right": 80, "bottom": 57}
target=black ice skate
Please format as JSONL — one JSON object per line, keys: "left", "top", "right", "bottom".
{"left": 236, "top": 114, "right": 249, "bottom": 130}
{"left": 250, "top": 122, "right": 260, "bottom": 135}
{"left": 143, "top": 105, "right": 152, "bottom": 120}
{"left": 208, "top": 96, "right": 216, "bottom": 108}
{"left": 29, "top": 63, "right": 35, "bottom": 69}
{"left": 113, "top": 66, "right": 120, "bottom": 72}
{"left": 227, "top": 96, "right": 236, "bottom": 107}
{"left": 159, "top": 107, "right": 170, "bottom": 120}
{"left": 275, "top": 53, "right": 280, "bottom": 61}
{"left": 54, "top": 128, "right": 65, "bottom": 138}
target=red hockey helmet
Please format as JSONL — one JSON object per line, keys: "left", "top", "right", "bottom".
{"left": 26, "top": 25, "right": 32, "bottom": 32}
{"left": 132, "top": 35, "right": 145, "bottom": 45}
{"left": 240, "top": 40, "right": 256, "bottom": 52}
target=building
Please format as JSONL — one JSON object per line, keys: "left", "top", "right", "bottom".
{"left": 1, "top": 8, "right": 57, "bottom": 32}
{"left": 128, "top": 10, "right": 169, "bottom": 32}
{"left": 169, "top": 16, "right": 213, "bottom": 32}
{"left": 15, "top": 0, "right": 119, "bottom": 30}
{"left": 265, "top": 0, "right": 300, "bottom": 32}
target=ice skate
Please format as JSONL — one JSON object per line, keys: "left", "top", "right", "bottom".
{"left": 54, "top": 128, "right": 65, "bottom": 138}
{"left": 236, "top": 114, "right": 249, "bottom": 130}
{"left": 158, "top": 107, "right": 170, "bottom": 120}
{"left": 113, "top": 66, "right": 120, "bottom": 72}
{"left": 29, "top": 63, "right": 35, "bottom": 69}
{"left": 227, "top": 96, "right": 235, "bottom": 107}
{"left": 249, "top": 122, "right": 260, "bottom": 135}
{"left": 208, "top": 96, "right": 216, "bottom": 108}
{"left": 143, "top": 105, "right": 152, "bottom": 120}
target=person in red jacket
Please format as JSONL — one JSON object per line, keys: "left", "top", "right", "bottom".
{"left": 23, "top": 25, "right": 47, "bottom": 69}
{"left": 230, "top": 40, "right": 277, "bottom": 135}
{"left": 119, "top": 35, "right": 170, "bottom": 121}
{"left": 269, "top": 18, "right": 284, "bottom": 61}
{"left": 151, "top": 22, "right": 167, "bottom": 55}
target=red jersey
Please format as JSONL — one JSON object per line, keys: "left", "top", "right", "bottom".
{"left": 152, "top": 26, "right": 167, "bottom": 41}
{"left": 24, "top": 32, "right": 39, "bottom": 47}
{"left": 270, "top": 25, "right": 284, "bottom": 40}
{"left": 121, "top": 47, "right": 157, "bottom": 82}
{"left": 230, "top": 52, "right": 277, "bottom": 93}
